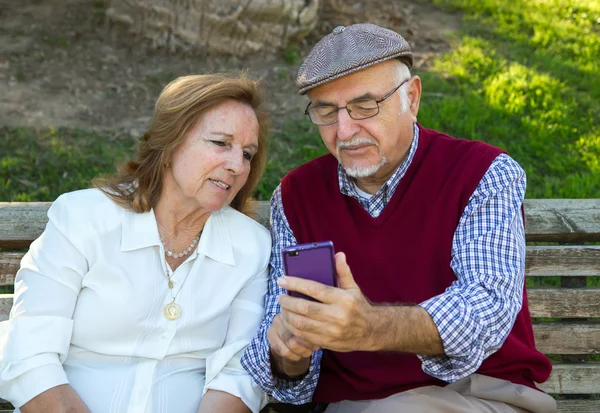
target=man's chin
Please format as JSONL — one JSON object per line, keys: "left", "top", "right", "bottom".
{"left": 342, "top": 163, "right": 383, "bottom": 178}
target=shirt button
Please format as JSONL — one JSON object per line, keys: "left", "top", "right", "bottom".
{"left": 373, "top": 210, "right": 381, "bottom": 217}
{"left": 161, "top": 332, "right": 171, "bottom": 340}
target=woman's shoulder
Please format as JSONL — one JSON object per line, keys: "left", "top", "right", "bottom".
{"left": 53, "top": 188, "right": 121, "bottom": 213}
{"left": 50, "top": 188, "right": 126, "bottom": 229}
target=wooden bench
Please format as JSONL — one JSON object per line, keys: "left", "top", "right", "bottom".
{"left": 1, "top": 199, "right": 599, "bottom": 412}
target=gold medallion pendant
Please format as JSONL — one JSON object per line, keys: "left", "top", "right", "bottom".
{"left": 163, "top": 301, "right": 181, "bottom": 320}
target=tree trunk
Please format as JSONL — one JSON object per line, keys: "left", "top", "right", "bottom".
{"left": 106, "top": 0, "right": 319, "bottom": 57}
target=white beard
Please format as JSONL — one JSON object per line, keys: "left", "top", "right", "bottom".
{"left": 336, "top": 136, "right": 387, "bottom": 178}
{"left": 343, "top": 156, "right": 387, "bottom": 177}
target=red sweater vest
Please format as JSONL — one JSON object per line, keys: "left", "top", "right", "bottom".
{"left": 280, "top": 126, "right": 552, "bottom": 403}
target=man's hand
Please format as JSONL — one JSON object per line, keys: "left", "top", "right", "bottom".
{"left": 277, "top": 252, "right": 378, "bottom": 352}
{"left": 267, "top": 312, "right": 317, "bottom": 378}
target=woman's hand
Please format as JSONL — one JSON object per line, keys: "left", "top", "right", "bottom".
{"left": 197, "top": 390, "right": 250, "bottom": 413}
{"left": 20, "top": 384, "right": 90, "bottom": 413}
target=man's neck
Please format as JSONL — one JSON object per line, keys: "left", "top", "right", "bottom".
{"left": 353, "top": 177, "right": 384, "bottom": 195}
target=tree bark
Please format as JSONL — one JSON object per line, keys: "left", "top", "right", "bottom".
{"left": 106, "top": 0, "right": 319, "bottom": 56}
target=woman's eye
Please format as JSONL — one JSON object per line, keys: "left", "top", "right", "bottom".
{"left": 210, "top": 140, "right": 226, "bottom": 147}
{"left": 243, "top": 151, "right": 253, "bottom": 161}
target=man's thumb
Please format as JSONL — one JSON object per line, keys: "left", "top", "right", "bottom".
{"left": 335, "top": 252, "right": 358, "bottom": 290}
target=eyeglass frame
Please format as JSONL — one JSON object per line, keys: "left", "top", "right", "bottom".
{"left": 303, "top": 77, "right": 412, "bottom": 126}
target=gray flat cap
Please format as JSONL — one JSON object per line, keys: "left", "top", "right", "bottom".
{"left": 296, "top": 23, "right": 413, "bottom": 95}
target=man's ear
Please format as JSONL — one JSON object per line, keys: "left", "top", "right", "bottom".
{"left": 408, "top": 76, "right": 422, "bottom": 122}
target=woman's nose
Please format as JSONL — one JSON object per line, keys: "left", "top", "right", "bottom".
{"left": 225, "top": 149, "right": 244, "bottom": 174}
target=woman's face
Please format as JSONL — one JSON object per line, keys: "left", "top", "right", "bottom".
{"left": 166, "top": 99, "right": 260, "bottom": 213}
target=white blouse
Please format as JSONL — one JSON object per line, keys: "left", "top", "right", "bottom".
{"left": 0, "top": 189, "right": 271, "bottom": 413}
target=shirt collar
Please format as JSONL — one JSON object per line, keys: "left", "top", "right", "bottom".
{"left": 121, "top": 208, "right": 160, "bottom": 252}
{"left": 197, "top": 208, "right": 236, "bottom": 266}
{"left": 121, "top": 206, "right": 236, "bottom": 266}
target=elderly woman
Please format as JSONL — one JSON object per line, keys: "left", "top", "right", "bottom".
{"left": 0, "top": 74, "right": 271, "bottom": 413}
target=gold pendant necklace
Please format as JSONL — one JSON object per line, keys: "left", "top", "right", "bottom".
{"left": 163, "top": 258, "right": 181, "bottom": 321}
{"left": 158, "top": 231, "right": 201, "bottom": 321}
{"left": 164, "top": 298, "right": 181, "bottom": 320}
{"left": 159, "top": 231, "right": 202, "bottom": 320}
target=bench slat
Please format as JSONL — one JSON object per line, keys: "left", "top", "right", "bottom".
{"left": 539, "top": 363, "right": 600, "bottom": 394}
{"left": 3, "top": 245, "right": 598, "bottom": 286}
{"left": 533, "top": 322, "right": 600, "bottom": 354}
{"left": 2, "top": 199, "right": 600, "bottom": 248}
{"left": 3, "top": 397, "right": 600, "bottom": 412}
{"left": 0, "top": 202, "right": 52, "bottom": 248}
{"left": 528, "top": 288, "right": 600, "bottom": 318}
{"left": 0, "top": 294, "right": 12, "bottom": 321}
{"left": 2, "top": 295, "right": 600, "bottom": 354}
{"left": 3, "top": 302, "right": 599, "bottom": 356}
{"left": 0, "top": 201, "right": 266, "bottom": 249}
{"left": 557, "top": 400, "right": 600, "bottom": 413}
{"left": 527, "top": 246, "right": 600, "bottom": 277}
{"left": 0, "top": 252, "right": 22, "bottom": 286}
{"left": 524, "top": 199, "right": 600, "bottom": 242}
{"left": 2, "top": 397, "right": 600, "bottom": 413}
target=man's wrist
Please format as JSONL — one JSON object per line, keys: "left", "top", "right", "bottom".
{"left": 364, "top": 305, "right": 444, "bottom": 354}
{"left": 364, "top": 305, "right": 395, "bottom": 352}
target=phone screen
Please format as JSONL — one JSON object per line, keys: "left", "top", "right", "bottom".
{"left": 282, "top": 241, "right": 336, "bottom": 301}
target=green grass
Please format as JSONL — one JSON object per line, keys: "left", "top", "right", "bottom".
{"left": 257, "top": 121, "right": 327, "bottom": 200}
{"left": 0, "top": 127, "right": 135, "bottom": 201}
{"left": 527, "top": 276, "right": 600, "bottom": 287}
{"left": 0, "top": 124, "right": 326, "bottom": 202}
{"left": 1, "top": 0, "right": 598, "bottom": 201}
{"left": 419, "top": 0, "right": 600, "bottom": 198}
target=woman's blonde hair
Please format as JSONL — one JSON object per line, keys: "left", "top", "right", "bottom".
{"left": 94, "top": 73, "right": 269, "bottom": 215}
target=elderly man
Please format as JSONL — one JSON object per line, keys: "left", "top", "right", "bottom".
{"left": 241, "top": 23, "right": 556, "bottom": 413}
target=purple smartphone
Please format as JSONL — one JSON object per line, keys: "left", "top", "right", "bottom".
{"left": 281, "top": 241, "right": 337, "bottom": 301}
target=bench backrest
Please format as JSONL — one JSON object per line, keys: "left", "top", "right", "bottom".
{"left": 1, "top": 199, "right": 599, "bottom": 402}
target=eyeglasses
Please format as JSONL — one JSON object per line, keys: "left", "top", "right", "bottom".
{"left": 304, "top": 78, "right": 411, "bottom": 126}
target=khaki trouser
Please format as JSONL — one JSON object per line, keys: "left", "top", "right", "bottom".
{"left": 324, "top": 374, "right": 557, "bottom": 413}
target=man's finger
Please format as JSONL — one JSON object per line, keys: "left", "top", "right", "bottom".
{"left": 278, "top": 294, "right": 325, "bottom": 320}
{"left": 278, "top": 275, "right": 341, "bottom": 304}
{"left": 280, "top": 308, "right": 323, "bottom": 338}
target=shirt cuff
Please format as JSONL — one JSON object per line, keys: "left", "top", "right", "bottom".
{"left": 243, "top": 327, "right": 322, "bottom": 404}
{"left": 418, "top": 293, "right": 486, "bottom": 382}
{"left": 2, "top": 362, "right": 69, "bottom": 408}
{"left": 265, "top": 342, "right": 321, "bottom": 402}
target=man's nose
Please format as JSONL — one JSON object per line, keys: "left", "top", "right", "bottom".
{"left": 336, "top": 108, "right": 361, "bottom": 141}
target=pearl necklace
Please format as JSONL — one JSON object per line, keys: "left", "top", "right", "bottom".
{"left": 160, "top": 233, "right": 200, "bottom": 259}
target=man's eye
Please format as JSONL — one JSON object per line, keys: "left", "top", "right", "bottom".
{"left": 210, "top": 140, "right": 226, "bottom": 147}
{"left": 351, "top": 101, "right": 377, "bottom": 110}
{"left": 314, "top": 106, "right": 337, "bottom": 117}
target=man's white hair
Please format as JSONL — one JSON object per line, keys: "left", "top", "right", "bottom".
{"left": 394, "top": 61, "right": 411, "bottom": 113}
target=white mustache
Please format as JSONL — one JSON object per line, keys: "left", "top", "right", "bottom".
{"left": 337, "top": 136, "right": 378, "bottom": 150}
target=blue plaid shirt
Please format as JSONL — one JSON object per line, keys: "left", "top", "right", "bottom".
{"left": 241, "top": 125, "right": 527, "bottom": 404}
